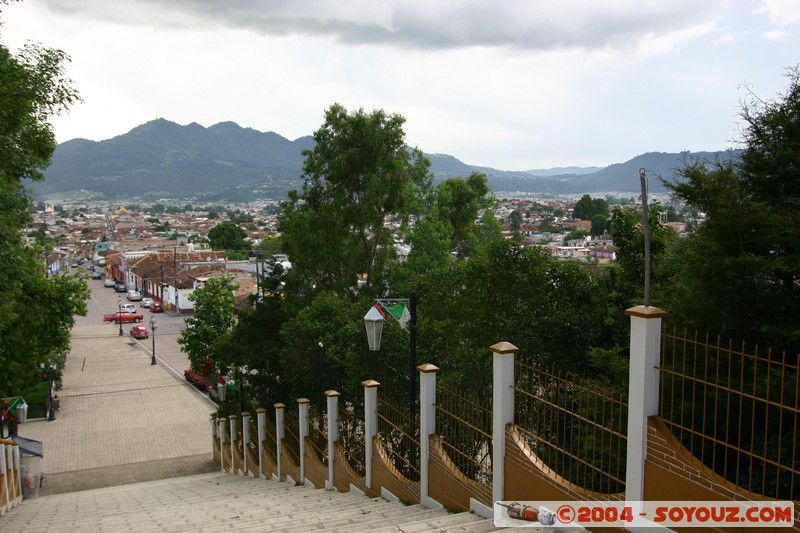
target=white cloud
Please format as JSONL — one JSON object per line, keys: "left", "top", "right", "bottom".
{"left": 3, "top": 0, "right": 798, "bottom": 169}
{"left": 754, "top": 0, "right": 800, "bottom": 26}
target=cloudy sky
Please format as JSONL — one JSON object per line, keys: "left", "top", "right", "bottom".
{"left": 2, "top": 0, "right": 799, "bottom": 170}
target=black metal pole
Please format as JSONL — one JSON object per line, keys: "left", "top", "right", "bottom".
{"left": 317, "top": 342, "right": 325, "bottom": 410}
{"left": 118, "top": 297, "right": 123, "bottom": 336}
{"left": 151, "top": 320, "right": 157, "bottom": 365}
{"left": 239, "top": 367, "right": 244, "bottom": 414}
{"left": 47, "top": 369, "right": 56, "bottom": 421}
{"left": 640, "top": 168, "right": 651, "bottom": 306}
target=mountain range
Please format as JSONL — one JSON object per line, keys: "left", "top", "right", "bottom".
{"left": 28, "top": 119, "right": 741, "bottom": 202}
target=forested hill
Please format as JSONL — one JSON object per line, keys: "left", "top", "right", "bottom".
{"left": 29, "top": 118, "right": 740, "bottom": 201}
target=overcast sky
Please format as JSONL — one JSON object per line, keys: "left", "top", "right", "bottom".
{"left": 2, "top": 0, "right": 799, "bottom": 170}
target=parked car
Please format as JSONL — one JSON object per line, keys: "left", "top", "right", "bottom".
{"left": 104, "top": 278, "right": 116, "bottom": 287}
{"left": 90, "top": 271, "right": 103, "bottom": 280}
{"left": 115, "top": 283, "right": 127, "bottom": 293}
{"left": 129, "top": 324, "right": 149, "bottom": 339}
{"left": 150, "top": 301, "right": 164, "bottom": 313}
{"left": 103, "top": 311, "right": 143, "bottom": 323}
{"left": 120, "top": 303, "right": 137, "bottom": 313}
{"left": 126, "top": 290, "right": 143, "bottom": 301}
{"left": 140, "top": 297, "right": 154, "bottom": 308}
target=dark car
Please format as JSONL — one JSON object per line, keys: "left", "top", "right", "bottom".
{"left": 115, "top": 283, "right": 127, "bottom": 293}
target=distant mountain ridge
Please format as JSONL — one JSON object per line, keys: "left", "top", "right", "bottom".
{"left": 29, "top": 119, "right": 740, "bottom": 201}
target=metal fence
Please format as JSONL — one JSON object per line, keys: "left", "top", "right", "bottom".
{"left": 283, "top": 409, "right": 301, "bottom": 466}
{"left": 514, "top": 358, "right": 628, "bottom": 494}
{"left": 435, "top": 383, "right": 492, "bottom": 484}
{"left": 338, "top": 402, "right": 366, "bottom": 477}
{"left": 307, "top": 405, "right": 328, "bottom": 466}
{"left": 377, "top": 391, "right": 420, "bottom": 481}
{"left": 660, "top": 326, "right": 799, "bottom": 501}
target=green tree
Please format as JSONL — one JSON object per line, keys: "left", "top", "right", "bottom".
{"left": 572, "top": 194, "right": 609, "bottom": 220}
{"left": 278, "top": 104, "right": 432, "bottom": 297}
{"left": 208, "top": 221, "right": 249, "bottom": 259}
{"left": 279, "top": 292, "right": 408, "bottom": 408}
{"left": 591, "top": 214, "right": 608, "bottom": 237}
{"left": 178, "top": 274, "right": 238, "bottom": 372}
{"left": 661, "top": 67, "right": 800, "bottom": 347}
{"left": 417, "top": 240, "right": 610, "bottom": 397}
{"left": 0, "top": 35, "right": 87, "bottom": 397}
{"left": 433, "top": 172, "right": 494, "bottom": 257}
{"left": 509, "top": 210, "right": 523, "bottom": 233}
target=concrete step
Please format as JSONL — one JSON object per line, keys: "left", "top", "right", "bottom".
{"left": 0, "top": 471, "right": 504, "bottom": 533}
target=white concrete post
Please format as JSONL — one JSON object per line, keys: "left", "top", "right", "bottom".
{"left": 362, "top": 380, "right": 380, "bottom": 489}
{"left": 325, "top": 390, "right": 340, "bottom": 490}
{"left": 625, "top": 305, "right": 667, "bottom": 505}
{"left": 297, "top": 398, "right": 310, "bottom": 484}
{"left": 12, "top": 444, "right": 20, "bottom": 505}
{"left": 275, "top": 403, "right": 285, "bottom": 480}
{"left": 218, "top": 418, "right": 227, "bottom": 473}
{"left": 256, "top": 407, "right": 267, "bottom": 479}
{"left": 418, "top": 364, "right": 440, "bottom": 508}
{"left": 241, "top": 412, "right": 251, "bottom": 476}
{"left": 229, "top": 415, "right": 238, "bottom": 475}
{"left": 1, "top": 442, "right": 8, "bottom": 512}
{"left": 491, "top": 341, "right": 519, "bottom": 505}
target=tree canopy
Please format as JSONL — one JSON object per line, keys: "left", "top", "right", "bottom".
{"left": 0, "top": 34, "right": 88, "bottom": 397}
{"left": 178, "top": 274, "right": 238, "bottom": 371}
{"left": 572, "top": 194, "right": 609, "bottom": 220}
{"left": 278, "top": 104, "right": 432, "bottom": 298}
{"left": 663, "top": 66, "right": 800, "bottom": 348}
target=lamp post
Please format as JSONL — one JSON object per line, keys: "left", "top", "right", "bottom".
{"left": 364, "top": 293, "right": 417, "bottom": 426}
{"left": 150, "top": 316, "right": 157, "bottom": 365}
{"left": 117, "top": 295, "right": 123, "bottom": 336}
{"left": 316, "top": 342, "right": 325, "bottom": 410}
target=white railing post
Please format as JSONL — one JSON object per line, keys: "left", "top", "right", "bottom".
{"left": 275, "top": 403, "right": 285, "bottom": 480}
{"left": 362, "top": 380, "right": 380, "bottom": 489}
{"left": 218, "top": 418, "right": 227, "bottom": 473}
{"left": 298, "top": 398, "right": 309, "bottom": 484}
{"left": 256, "top": 407, "right": 267, "bottom": 479}
{"left": 491, "top": 341, "right": 519, "bottom": 505}
{"left": 229, "top": 415, "right": 238, "bottom": 475}
{"left": 325, "top": 390, "right": 340, "bottom": 490}
{"left": 241, "top": 412, "right": 251, "bottom": 476}
{"left": 418, "top": 364, "right": 440, "bottom": 508}
{"left": 625, "top": 305, "right": 667, "bottom": 505}
{"left": 1, "top": 442, "right": 8, "bottom": 513}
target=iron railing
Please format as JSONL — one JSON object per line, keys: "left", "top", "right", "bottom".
{"left": 660, "top": 326, "right": 799, "bottom": 501}
{"left": 435, "top": 383, "right": 493, "bottom": 484}
{"left": 377, "top": 391, "right": 420, "bottom": 481}
{"left": 514, "top": 358, "right": 628, "bottom": 494}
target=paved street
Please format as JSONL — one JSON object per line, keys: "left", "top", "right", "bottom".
{"left": 14, "top": 270, "right": 217, "bottom": 493}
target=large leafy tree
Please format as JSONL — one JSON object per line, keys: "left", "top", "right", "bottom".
{"left": 178, "top": 274, "right": 238, "bottom": 371}
{"left": 278, "top": 104, "right": 432, "bottom": 297}
{"left": 572, "top": 194, "right": 609, "bottom": 220}
{"left": 0, "top": 26, "right": 88, "bottom": 396}
{"left": 417, "top": 240, "right": 610, "bottom": 397}
{"left": 208, "top": 221, "right": 249, "bottom": 260}
{"left": 664, "top": 66, "right": 800, "bottom": 348}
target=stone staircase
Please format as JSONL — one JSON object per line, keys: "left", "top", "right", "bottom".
{"left": 1, "top": 471, "right": 502, "bottom": 532}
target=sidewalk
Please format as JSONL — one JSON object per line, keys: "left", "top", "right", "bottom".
{"left": 15, "top": 323, "right": 217, "bottom": 494}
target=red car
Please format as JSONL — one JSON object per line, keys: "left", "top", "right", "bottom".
{"left": 103, "top": 310, "right": 144, "bottom": 323}
{"left": 129, "top": 324, "right": 149, "bottom": 339}
{"left": 150, "top": 301, "right": 164, "bottom": 313}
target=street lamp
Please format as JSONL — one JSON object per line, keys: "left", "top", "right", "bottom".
{"left": 117, "top": 295, "right": 123, "bottom": 336}
{"left": 150, "top": 316, "right": 157, "bottom": 365}
{"left": 316, "top": 342, "right": 325, "bottom": 410}
{"left": 364, "top": 293, "right": 417, "bottom": 426}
